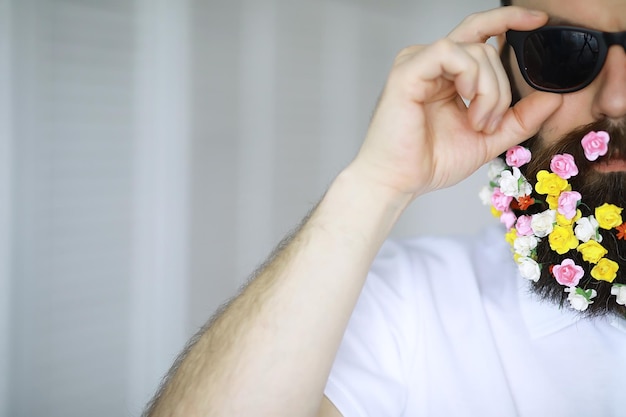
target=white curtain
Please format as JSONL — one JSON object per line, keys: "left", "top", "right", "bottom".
{"left": 1, "top": 0, "right": 498, "bottom": 416}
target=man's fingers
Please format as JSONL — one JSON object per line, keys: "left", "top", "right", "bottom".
{"left": 447, "top": 6, "right": 548, "bottom": 43}
{"left": 490, "top": 91, "right": 563, "bottom": 157}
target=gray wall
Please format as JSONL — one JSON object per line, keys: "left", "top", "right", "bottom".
{"left": 188, "top": 0, "right": 500, "bottom": 332}
{"left": 1, "top": 1, "right": 500, "bottom": 416}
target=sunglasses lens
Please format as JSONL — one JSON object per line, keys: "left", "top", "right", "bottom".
{"left": 522, "top": 29, "right": 600, "bottom": 91}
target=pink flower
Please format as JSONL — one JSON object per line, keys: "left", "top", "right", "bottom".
{"left": 558, "top": 191, "right": 582, "bottom": 220}
{"left": 515, "top": 215, "right": 533, "bottom": 236}
{"left": 581, "top": 131, "right": 610, "bottom": 161}
{"left": 550, "top": 153, "right": 579, "bottom": 179}
{"left": 491, "top": 188, "right": 513, "bottom": 212}
{"left": 500, "top": 210, "right": 517, "bottom": 229}
{"left": 506, "top": 146, "right": 532, "bottom": 168}
{"left": 552, "top": 259, "right": 584, "bottom": 287}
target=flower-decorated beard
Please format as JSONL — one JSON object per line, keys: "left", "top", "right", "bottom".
{"left": 482, "top": 119, "right": 626, "bottom": 317}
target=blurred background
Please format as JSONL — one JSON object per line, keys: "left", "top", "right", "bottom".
{"left": 0, "top": 0, "right": 499, "bottom": 415}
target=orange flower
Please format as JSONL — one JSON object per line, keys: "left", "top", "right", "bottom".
{"left": 617, "top": 222, "right": 626, "bottom": 240}
{"left": 516, "top": 196, "right": 535, "bottom": 211}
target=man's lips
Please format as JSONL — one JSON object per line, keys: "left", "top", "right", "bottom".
{"left": 593, "top": 157, "right": 626, "bottom": 173}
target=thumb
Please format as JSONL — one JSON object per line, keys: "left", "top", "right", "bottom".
{"left": 491, "top": 91, "right": 563, "bottom": 156}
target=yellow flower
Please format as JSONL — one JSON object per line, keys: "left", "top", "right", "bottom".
{"left": 548, "top": 225, "right": 579, "bottom": 255}
{"left": 595, "top": 203, "right": 623, "bottom": 230}
{"left": 577, "top": 240, "right": 608, "bottom": 264}
{"left": 591, "top": 258, "right": 619, "bottom": 282}
{"left": 556, "top": 210, "right": 582, "bottom": 227}
{"left": 547, "top": 194, "right": 559, "bottom": 210}
{"left": 535, "top": 170, "right": 570, "bottom": 196}
{"left": 505, "top": 228, "right": 517, "bottom": 247}
{"left": 491, "top": 206, "right": 501, "bottom": 219}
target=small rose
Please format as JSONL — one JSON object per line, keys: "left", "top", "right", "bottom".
{"left": 577, "top": 240, "right": 608, "bottom": 264}
{"left": 506, "top": 146, "right": 532, "bottom": 168}
{"left": 500, "top": 167, "right": 529, "bottom": 198}
{"left": 531, "top": 210, "right": 556, "bottom": 238}
{"left": 535, "top": 170, "right": 570, "bottom": 196}
{"left": 557, "top": 191, "right": 582, "bottom": 220}
{"left": 590, "top": 258, "right": 619, "bottom": 282}
{"left": 491, "top": 188, "right": 513, "bottom": 212}
{"left": 575, "top": 216, "right": 602, "bottom": 243}
{"left": 479, "top": 186, "right": 493, "bottom": 206}
{"left": 595, "top": 203, "right": 623, "bottom": 230}
{"left": 550, "top": 153, "right": 579, "bottom": 179}
{"left": 518, "top": 257, "right": 541, "bottom": 282}
{"left": 500, "top": 210, "right": 517, "bottom": 230}
{"left": 581, "top": 130, "right": 610, "bottom": 161}
{"left": 552, "top": 258, "right": 584, "bottom": 286}
{"left": 565, "top": 287, "right": 597, "bottom": 311}
{"left": 548, "top": 225, "right": 579, "bottom": 255}
{"left": 611, "top": 284, "right": 626, "bottom": 305}
{"left": 516, "top": 215, "right": 533, "bottom": 236}
{"left": 514, "top": 235, "right": 539, "bottom": 257}
{"left": 488, "top": 158, "right": 507, "bottom": 181}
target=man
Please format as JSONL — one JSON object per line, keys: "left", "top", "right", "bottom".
{"left": 144, "top": 0, "right": 626, "bottom": 416}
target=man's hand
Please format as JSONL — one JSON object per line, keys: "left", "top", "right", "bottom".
{"left": 351, "top": 6, "right": 563, "bottom": 201}
{"left": 143, "top": 7, "right": 565, "bottom": 417}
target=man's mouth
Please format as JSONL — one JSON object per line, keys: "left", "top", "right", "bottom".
{"left": 593, "top": 157, "right": 626, "bottom": 173}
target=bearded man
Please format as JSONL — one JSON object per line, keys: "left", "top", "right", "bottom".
{"left": 144, "top": 1, "right": 626, "bottom": 417}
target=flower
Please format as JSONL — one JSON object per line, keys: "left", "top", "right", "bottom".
{"left": 515, "top": 215, "right": 533, "bottom": 236}
{"left": 611, "top": 284, "right": 626, "bottom": 305}
{"left": 577, "top": 240, "right": 608, "bottom": 264}
{"left": 500, "top": 167, "right": 532, "bottom": 197}
{"left": 491, "top": 188, "right": 513, "bottom": 212}
{"left": 479, "top": 186, "right": 492, "bottom": 206}
{"left": 595, "top": 203, "right": 623, "bottom": 230}
{"left": 617, "top": 223, "right": 626, "bottom": 240}
{"left": 565, "top": 287, "right": 597, "bottom": 311}
{"left": 535, "top": 170, "right": 570, "bottom": 196}
{"left": 506, "top": 146, "right": 532, "bottom": 168}
{"left": 550, "top": 153, "right": 579, "bottom": 179}
{"left": 575, "top": 216, "right": 602, "bottom": 243}
{"left": 514, "top": 235, "right": 539, "bottom": 257}
{"left": 487, "top": 158, "right": 507, "bottom": 182}
{"left": 581, "top": 130, "right": 610, "bottom": 161}
{"left": 518, "top": 257, "right": 541, "bottom": 282}
{"left": 531, "top": 210, "right": 556, "bottom": 238}
{"left": 549, "top": 225, "right": 579, "bottom": 254}
{"left": 516, "top": 195, "right": 535, "bottom": 210}
{"left": 557, "top": 191, "right": 582, "bottom": 220}
{"left": 552, "top": 259, "right": 584, "bottom": 286}
{"left": 500, "top": 210, "right": 517, "bottom": 229}
{"left": 590, "top": 258, "right": 619, "bottom": 282}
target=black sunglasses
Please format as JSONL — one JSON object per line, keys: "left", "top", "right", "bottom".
{"left": 506, "top": 26, "right": 626, "bottom": 93}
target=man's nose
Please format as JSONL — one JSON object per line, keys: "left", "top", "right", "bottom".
{"left": 592, "top": 45, "right": 626, "bottom": 120}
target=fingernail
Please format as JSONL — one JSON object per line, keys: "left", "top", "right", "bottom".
{"left": 527, "top": 9, "right": 545, "bottom": 17}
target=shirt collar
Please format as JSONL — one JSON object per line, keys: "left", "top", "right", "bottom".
{"left": 517, "top": 279, "right": 626, "bottom": 338}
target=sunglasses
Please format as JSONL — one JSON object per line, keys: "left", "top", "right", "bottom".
{"left": 506, "top": 26, "right": 626, "bottom": 93}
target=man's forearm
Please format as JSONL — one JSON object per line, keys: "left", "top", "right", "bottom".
{"left": 144, "top": 164, "right": 412, "bottom": 417}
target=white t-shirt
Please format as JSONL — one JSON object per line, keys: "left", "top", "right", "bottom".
{"left": 324, "top": 225, "right": 626, "bottom": 417}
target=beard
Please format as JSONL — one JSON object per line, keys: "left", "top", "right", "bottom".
{"left": 514, "top": 120, "right": 626, "bottom": 317}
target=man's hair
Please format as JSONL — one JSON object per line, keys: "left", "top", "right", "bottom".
{"left": 501, "top": 0, "right": 512, "bottom": 5}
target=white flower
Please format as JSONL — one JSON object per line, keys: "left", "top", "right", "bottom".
{"left": 531, "top": 210, "right": 556, "bottom": 238}
{"left": 517, "top": 257, "right": 541, "bottom": 282}
{"left": 499, "top": 167, "right": 523, "bottom": 197}
{"left": 479, "top": 186, "right": 493, "bottom": 206}
{"left": 565, "top": 287, "right": 597, "bottom": 312}
{"left": 514, "top": 235, "right": 539, "bottom": 257}
{"left": 611, "top": 284, "right": 626, "bottom": 306}
{"left": 574, "top": 216, "right": 602, "bottom": 243}
{"left": 487, "top": 158, "right": 507, "bottom": 182}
